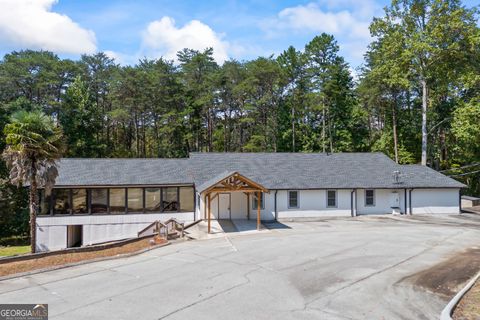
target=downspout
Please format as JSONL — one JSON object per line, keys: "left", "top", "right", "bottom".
{"left": 274, "top": 190, "right": 278, "bottom": 221}
{"left": 351, "top": 190, "right": 354, "bottom": 217}
{"left": 404, "top": 189, "right": 407, "bottom": 215}
{"left": 409, "top": 189, "right": 413, "bottom": 215}
{"left": 459, "top": 189, "right": 462, "bottom": 214}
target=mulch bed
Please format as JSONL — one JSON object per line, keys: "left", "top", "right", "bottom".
{"left": 0, "top": 236, "right": 167, "bottom": 278}
{"left": 453, "top": 278, "right": 480, "bottom": 320}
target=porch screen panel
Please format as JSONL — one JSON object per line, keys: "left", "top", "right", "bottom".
{"left": 72, "top": 189, "right": 88, "bottom": 214}
{"left": 145, "top": 188, "right": 161, "bottom": 212}
{"left": 179, "top": 187, "right": 194, "bottom": 212}
{"left": 54, "top": 189, "right": 70, "bottom": 214}
{"left": 127, "top": 188, "right": 144, "bottom": 213}
{"left": 162, "top": 187, "right": 178, "bottom": 212}
{"left": 91, "top": 189, "right": 108, "bottom": 214}
{"left": 110, "top": 188, "right": 126, "bottom": 214}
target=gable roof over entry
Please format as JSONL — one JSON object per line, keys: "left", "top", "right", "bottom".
{"left": 196, "top": 171, "right": 269, "bottom": 194}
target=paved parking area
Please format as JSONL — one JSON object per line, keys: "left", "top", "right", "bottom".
{"left": 1, "top": 214, "right": 479, "bottom": 320}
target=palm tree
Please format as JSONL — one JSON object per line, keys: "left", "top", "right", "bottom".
{"left": 2, "top": 110, "right": 64, "bottom": 253}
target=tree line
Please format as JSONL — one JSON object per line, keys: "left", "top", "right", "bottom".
{"left": 0, "top": 0, "right": 479, "bottom": 239}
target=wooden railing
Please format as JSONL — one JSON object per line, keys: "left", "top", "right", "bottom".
{"left": 137, "top": 218, "right": 184, "bottom": 239}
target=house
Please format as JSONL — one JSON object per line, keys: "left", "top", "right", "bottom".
{"left": 36, "top": 152, "right": 464, "bottom": 252}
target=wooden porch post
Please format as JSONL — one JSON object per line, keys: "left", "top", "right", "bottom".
{"left": 257, "top": 191, "right": 261, "bottom": 230}
{"left": 207, "top": 192, "right": 211, "bottom": 233}
{"left": 247, "top": 193, "right": 250, "bottom": 220}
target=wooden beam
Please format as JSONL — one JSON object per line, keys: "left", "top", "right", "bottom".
{"left": 257, "top": 191, "right": 261, "bottom": 231}
{"left": 247, "top": 193, "right": 250, "bottom": 220}
{"left": 207, "top": 193, "right": 211, "bottom": 234}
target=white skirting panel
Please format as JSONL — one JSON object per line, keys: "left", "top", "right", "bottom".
{"left": 36, "top": 212, "right": 194, "bottom": 252}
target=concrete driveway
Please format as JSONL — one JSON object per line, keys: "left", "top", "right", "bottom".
{"left": 1, "top": 214, "right": 480, "bottom": 320}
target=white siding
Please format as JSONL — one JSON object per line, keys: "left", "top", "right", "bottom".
{"left": 356, "top": 189, "right": 407, "bottom": 215}
{"left": 277, "top": 190, "right": 352, "bottom": 219}
{"left": 36, "top": 212, "right": 194, "bottom": 251}
{"left": 411, "top": 189, "right": 460, "bottom": 214}
{"left": 36, "top": 225, "right": 66, "bottom": 252}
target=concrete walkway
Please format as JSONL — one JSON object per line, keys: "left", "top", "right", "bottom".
{"left": 1, "top": 214, "right": 479, "bottom": 320}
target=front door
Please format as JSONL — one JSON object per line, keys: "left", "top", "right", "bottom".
{"left": 218, "top": 193, "right": 231, "bottom": 219}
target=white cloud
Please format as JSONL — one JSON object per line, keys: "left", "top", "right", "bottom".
{"left": 265, "top": 2, "right": 372, "bottom": 41}
{"left": 0, "top": 0, "right": 96, "bottom": 54}
{"left": 141, "top": 17, "right": 229, "bottom": 63}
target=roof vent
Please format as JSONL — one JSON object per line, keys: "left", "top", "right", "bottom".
{"left": 393, "top": 170, "right": 401, "bottom": 184}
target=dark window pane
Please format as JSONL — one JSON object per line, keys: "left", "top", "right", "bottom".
{"left": 162, "top": 187, "right": 178, "bottom": 212}
{"left": 53, "top": 189, "right": 70, "bottom": 214}
{"left": 253, "top": 193, "right": 264, "bottom": 210}
{"left": 289, "top": 191, "right": 298, "bottom": 208}
{"left": 72, "top": 189, "right": 88, "bottom": 214}
{"left": 145, "top": 188, "right": 161, "bottom": 212}
{"left": 39, "top": 190, "right": 51, "bottom": 215}
{"left": 179, "top": 187, "right": 194, "bottom": 212}
{"left": 91, "top": 189, "right": 108, "bottom": 214}
{"left": 327, "top": 190, "right": 336, "bottom": 207}
{"left": 110, "top": 188, "right": 126, "bottom": 214}
{"left": 366, "top": 190, "right": 374, "bottom": 206}
{"left": 127, "top": 188, "right": 143, "bottom": 213}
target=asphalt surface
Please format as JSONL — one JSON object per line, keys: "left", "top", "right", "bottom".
{"left": 1, "top": 214, "right": 480, "bottom": 320}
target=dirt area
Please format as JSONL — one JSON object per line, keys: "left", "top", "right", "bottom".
{"left": 407, "top": 247, "right": 480, "bottom": 298}
{"left": 453, "top": 278, "right": 480, "bottom": 320}
{"left": 0, "top": 236, "right": 167, "bottom": 278}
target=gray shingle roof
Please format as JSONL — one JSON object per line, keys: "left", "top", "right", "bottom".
{"left": 53, "top": 152, "right": 465, "bottom": 189}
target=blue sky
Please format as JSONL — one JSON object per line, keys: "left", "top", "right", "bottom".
{"left": 0, "top": 0, "right": 478, "bottom": 69}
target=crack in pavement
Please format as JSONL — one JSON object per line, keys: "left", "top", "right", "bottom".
{"left": 157, "top": 267, "right": 260, "bottom": 320}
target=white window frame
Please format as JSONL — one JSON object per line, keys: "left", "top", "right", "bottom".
{"left": 252, "top": 192, "right": 265, "bottom": 210}
{"left": 326, "top": 190, "right": 337, "bottom": 208}
{"left": 288, "top": 190, "right": 299, "bottom": 209}
{"left": 365, "top": 189, "right": 375, "bottom": 207}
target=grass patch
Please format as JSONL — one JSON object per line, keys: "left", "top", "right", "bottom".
{"left": 0, "top": 246, "right": 30, "bottom": 257}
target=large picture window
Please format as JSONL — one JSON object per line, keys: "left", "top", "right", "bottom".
{"left": 72, "top": 189, "right": 88, "bottom": 214}
{"left": 38, "top": 190, "right": 51, "bottom": 215}
{"left": 54, "top": 189, "right": 71, "bottom": 214}
{"left": 162, "top": 187, "right": 178, "bottom": 212}
{"left": 179, "top": 187, "right": 194, "bottom": 212}
{"left": 252, "top": 193, "right": 264, "bottom": 210}
{"left": 91, "top": 189, "right": 108, "bottom": 214}
{"left": 145, "top": 188, "right": 161, "bottom": 212}
{"left": 110, "top": 188, "right": 126, "bottom": 214}
{"left": 127, "top": 188, "right": 143, "bottom": 213}
{"left": 45, "top": 186, "right": 193, "bottom": 215}
{"left": 327, "top": 190, "right": 337, "bottom": 208}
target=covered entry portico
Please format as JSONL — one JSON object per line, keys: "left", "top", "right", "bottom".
{"left": 198, "top": 171, "right": 269, "bottom": 233}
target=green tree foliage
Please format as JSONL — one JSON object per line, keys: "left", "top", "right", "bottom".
{"left": 0, "top": 0, "right": 479, "bottom": 240}
{"left": 2, "top": 110, "right": 64, "bottom": 252}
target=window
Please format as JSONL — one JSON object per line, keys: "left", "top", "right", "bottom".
{"left": 327, "top": 190, "right": 337, "bottom": 208}
{"left": 127, "top": 188, "right": 143, "bottom": 213}
{"left": 179, "top": 187, "right": 194, "bottom": 212}
{"left": 72, "top": 189, "right": 88, "bottom": 214}
{"left": 54, "top": 189, "right": 71, "bottom": 214}
{"left": 252, "top": 193, "right": 265, "bottom": 210}
{"left": 110, "top": 188, "right": 126, "bottom": 214}
{"left": 91, "top": 189, "right": 108, "bottom": 214}
{"left": 365, "top": 189, "right": 375, "bottom": 206}
{"left": 288, "top": 191, "right": 299, "bottom": 208}
{"left": 38, "top": 190, "right": 51, "bottom": 215}
{"left": 145, "top": 188, "right": 161, "bottom": 212}
{"left": 162, "top": 187, "right": 178, "bottom": 212}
